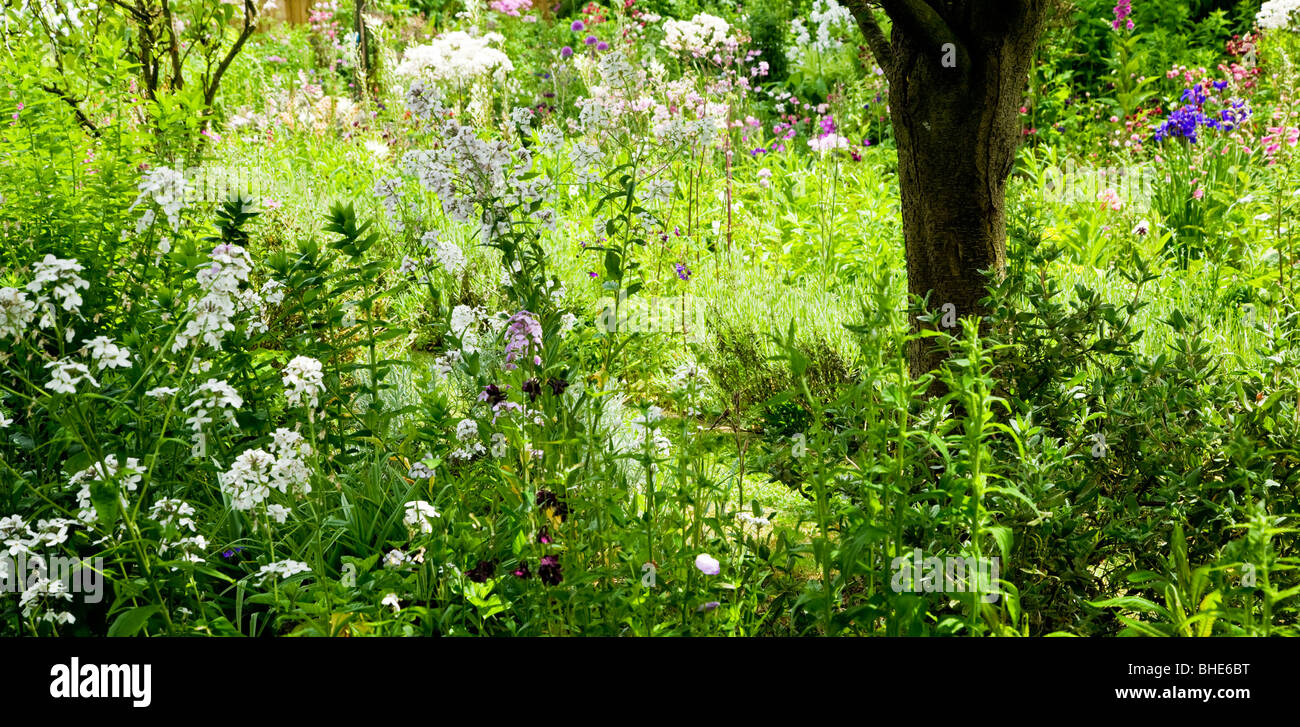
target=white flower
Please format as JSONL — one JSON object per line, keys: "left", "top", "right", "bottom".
{"left": 1257, "top": 0, "right": 1300, "bottom": 29}
{"left": 403, "top": 500, "right": 441, "bottom": 534}
{"left": 256, "top": 559, "right": 310, "bottom": 583}
{"left": 131, "top": 166, "right": 189, "bottom": 230}
{"left": 395, "top": 31, "right": 514, "bottom": 84}
{"left": 808, "top": 133, "right": 850, "bottom": 153}
{"left": 490, "top": 432, "right": 507, "bottom": 458}
{"left": 0, "top": 409, "right": 10, "bottom": 428}
{"left": 149, "top": 498, "right": 197, "bottom": 531}
{"left": 1132, "top": 220, "right": 1150, "bottom": 236}
{"left": 44, "top": 359, "right": 98, "bottom": 395}
{"left": 185, "top": 378, "right": 242, "bottom": 457}
{"left": 145, "top": 386, "right": 179, "bottom": 399}
{"left": 0, "top": 286, "right": 37, "bottom": 340}
{"left": 282, "top": 355, "right": 324, "bottom": 409}
{"left": 25, "top": 255, "right": 90, "bottom": 327}
{"left": 384, "top": 548, "right": 411, "bottom": 568}
{"left": 68, "top": 455, "right": 144, "bottom": 524}
{"left": 510, "top": 106, "right": 534, "bottom": 127}
{"left": 84, "top": 336, "right": 132, "bottom": 369}
{"left": 662, "top": 13, "right": 733, "bottom": 57}
{"left": 266, "top": 504, "right": 291, "bottom": 524}
{"left": 382, "top": 593, "right": 401, "bottom": 612}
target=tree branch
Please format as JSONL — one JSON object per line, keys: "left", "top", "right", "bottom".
{"left": 845, "top": 0, "right": 893, "bottom": 71}
{"left": 203, "top": 0, "right": 257, "bottom": 108}
{"left": 880, "top": 0, "right": 960, "bottom": 51}
{"left": 40, "top": 84, "right": 100, "bottom": 137}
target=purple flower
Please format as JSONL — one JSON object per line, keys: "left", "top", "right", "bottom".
{"left": 584, "top": 35, "right": 598, "bottom": 46}
{"left": 596, "top": 41, "right": 610, "bottom": 51}
{"left": 539, "top": 555, "right": 563, "bottom": 585}
{"left": 513, "top": 562, "right": 532, "bottom": 579}
{"left": 560, "top": 45, "right": 574, "bottom": 58}
{"left": 674, "top": 262, "right": 692, "bottom": 281}
{"left": 503, "top": 310, "right": 544, "bottom": 370}
{"left": 697, "top": 601, "right": 721, "bottom": 612}
{"left": 570, "top": 20, "right": 585, "bottom": 31}
{"left": 695, "top": 553, "right": 720, "bottom": 575}
{"left": 537, "top": 526, "right": 552, "bottom": 544}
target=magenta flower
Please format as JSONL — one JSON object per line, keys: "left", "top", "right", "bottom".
{"left": 584, "top": 35, "right": 598, "bottom": 46}
{"left": 1111, "top": 0, "right": 1134, "bottom": 31}
{"left": 571, "top": 20, "right": 585, "bottom": 31}
{"left": 560, "top": 45, "right": 574, "bottom": 58}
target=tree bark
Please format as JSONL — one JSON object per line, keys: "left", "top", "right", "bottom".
{"left": 847, "top": 1, "right": 1049, "bottom": 380}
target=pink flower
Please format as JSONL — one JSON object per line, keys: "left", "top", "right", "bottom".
{"left": 1193, "top": 188, "right": 1204, "bottom": 200}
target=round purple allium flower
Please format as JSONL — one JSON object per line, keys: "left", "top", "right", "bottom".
{"left": 695, "top": 553, "right": 720, "bottom": 575}
{"left": 560, "top": 45, "right": 574, "bottom": 58}
{"left": 539, "top": 555, "right": 563, "bottom": 585}
{"left": 596, "top": 41, "right": 610, "bottom": 51}
{"left": 570, "top": 20, "right": 585, "bottom": 31}
{"left": 584, "top": 35, "right": 598, "bottom": 46}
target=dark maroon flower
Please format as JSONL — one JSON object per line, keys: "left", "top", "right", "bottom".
{"left": 546, "top": 376, "right": 569, "bottom": 396}
{"left": 539, "top": 555, "right": 563, "bottom": 585}
{"left": 513, "top": 562, "right": 532, "bottom": 579}
{"left": 537, "top": 526, "right": 551, "bottom": 544}
{"left": 535, "top": 489, "right": 569, "bottom": 520}
{"left": 467, "top": 559, "right": 496, "bottom": 583}
{"left": 522, "top": 377, "right": 542, "bottom": 402}
{"left": 478, "top": 384, "right": 509, "bottom": 406}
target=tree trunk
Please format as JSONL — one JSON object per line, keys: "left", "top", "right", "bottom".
{"left": 848, "top": 1, "right": 1049, "bottom": 380}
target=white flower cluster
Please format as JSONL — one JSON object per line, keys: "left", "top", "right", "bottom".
{"left": 1, "top": 514, "right": 76, "bottom": 558}
{"left": 131, "top": 166, "right": 189, "bottom": 231}
{"left": 1259, "top": 0, "right": 1300, "bottom": 28}
{"left": 405, "top": 79, "right": 445, "bottom": 118}
{"left": 44, "top": 359, "right": 98, "bottom": 395}
{"left": 450, "top": 304, "right": 486, "bottom": 353}
{"left": 450, "top": 417, "right": 485, "bottom": 460}
{"left": 402, "top": 500, "right": 441, "bottom": 534}
{"left": 218, "top": 427, "right": 313, "bottom": 512}
{"left": 422, "top": 230, "right": 467, "bottom": 276}
{"left": 185, "top": 378, "right": 243, "bottom": 457}
{"left": 150, "top": 499, "right": 206, "bottom": 564}
{"left": 255, "top": 559, "right": 310, "bottom": 583}
{"left": 174, "top": 244, "right": 256, "bottom": 352}
{"left": 68, "top": 455, "right": 144, "bottom": 525}
{"left": 789, "top": 0, "right": 855, "bottom": 64}
{"left": 0, "top": 286, "right": 37, "bottom": 340}
{"left": 395, "top": 31, "right": 514, "bottom": 84}
{"left": 282, "top": 355, "right": 324, "bottom": 409}
{"left": 83, "top": 336, "right": 132, "bottom": 370}
{"left": 25, "top": 255, "right": 90, "bottom": 336}
{"left": 662, "top": 13, "right": 733, "bottom": 57}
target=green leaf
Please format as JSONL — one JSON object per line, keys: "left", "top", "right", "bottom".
{"left": 108, "top": 605, "right": 162, "bottom": 637}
